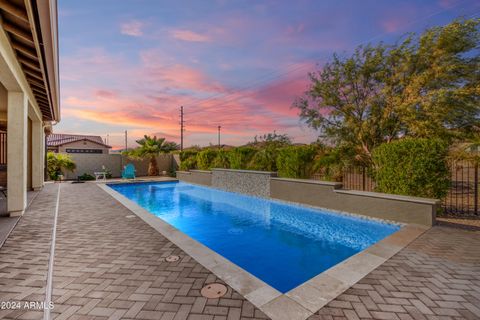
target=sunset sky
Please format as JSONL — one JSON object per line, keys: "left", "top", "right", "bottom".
{"left": 56, "top": 0, "right": 479, "bottom": 149}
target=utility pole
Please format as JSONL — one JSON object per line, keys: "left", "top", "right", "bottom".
{"left": 180, "top": 106, "right": 184, "bottom": 151}
{"left": 125, "top": 130, "right": 128, "bottom": 151}
{"left": 217, "top": 125, "right": 221, "bottom": 148}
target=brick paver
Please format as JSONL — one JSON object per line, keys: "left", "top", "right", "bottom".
{"left": 0, "top": 184, "right": 59, "bottom": 319}
{"left": 0, "top": 183, "right": 479, "bottom": 320}
{"left": 51, "top": 182, "right": 268, "bottom": 320}
{"left": 309, "top": 227, "right": 480, "bottom": 320}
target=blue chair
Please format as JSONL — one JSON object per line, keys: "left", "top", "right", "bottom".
{"left": 122, "top": 164, "right": 136, "bottom": 179}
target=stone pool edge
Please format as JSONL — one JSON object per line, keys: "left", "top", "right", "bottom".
{"left": 97, "top": 182, "right": 429, "bottom": 320}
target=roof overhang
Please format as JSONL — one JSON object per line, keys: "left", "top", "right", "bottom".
{"left": 0, "top": 0, "right": 59, "bottom": 122}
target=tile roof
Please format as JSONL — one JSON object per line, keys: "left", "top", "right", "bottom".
{"left": 47, "top": 133, "right": 111, "bottom": 148}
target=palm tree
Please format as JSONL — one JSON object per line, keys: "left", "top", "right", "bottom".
{"left": 124, "top": 135, "right": 178, "bottom": 176}
{"left": 47, "top": 152, "right": 76, "bottom": 180}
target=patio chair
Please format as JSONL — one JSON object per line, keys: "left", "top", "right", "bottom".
{"left": 122, "top": 164, "right": 136, "bottom": 179}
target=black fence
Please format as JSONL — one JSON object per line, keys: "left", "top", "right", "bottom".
{"left": 444, "top": 161, "right": 478, "bottom": 215}
{"left": 312, "top": 161, "right": 480, "bottom": 216}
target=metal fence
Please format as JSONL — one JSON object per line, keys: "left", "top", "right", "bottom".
{"left": 312, "top": 161, "right": 480, "bottom": 216}
{"left": 445, "top": 161, "right": 478, "bottom": 215}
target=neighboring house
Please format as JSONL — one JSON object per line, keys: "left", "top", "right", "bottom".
{"left": 0, "top": 1, "right": 60, "bottom": 216}
{"left": 47, "top": 133, "right": 111, "bottom": 154}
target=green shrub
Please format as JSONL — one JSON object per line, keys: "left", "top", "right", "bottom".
{"left": 276, "top": 145, "right": 318, "bottom": 178}
{"left": 196, "top": 149, "right": 218, "bottom": 170}
{"left": 180, "top": 150, "right": 197, "bottom": 161}
{"left": 78, "top": 173, "right": 95, "bottom": 181}
{"left": 179, "top": 157, "right": 197, "bottom": 170}
{"left": 372, "top": 138, "right": 450, "bottom": 199}
{"left": 212, "top": 149, "right": 230, "bottom": 168}
{"left": 47, "top": 152, "right": 76, "bottom": 180}
{"left": 227, "top": 147, "right": 256, "bottom": 169}
{"left": 313, "top": 145, "right": 357, "bottom": 182}
{"left": 248, "top": 146, "right": 280, "bottom": 171}
{"left": 179, "top": 150, "right": 198, "bottom": 170}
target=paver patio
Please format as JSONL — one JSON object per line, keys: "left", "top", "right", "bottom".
{"left": 0, "top": 182, "right": 479, "bottom": 320}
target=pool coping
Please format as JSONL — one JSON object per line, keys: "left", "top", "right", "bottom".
{"left": 97, "top": 182, "right": 429, "bottom": 320}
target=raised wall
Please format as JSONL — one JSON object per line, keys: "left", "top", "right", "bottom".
{"left": 176, "top": 169, "right": 439, "bottom": 226}
{"left": 270, "top": 178, "right": 438, "bottom": 226}
{"left": 176, "top": 170, "right": 212, "bottom": 186}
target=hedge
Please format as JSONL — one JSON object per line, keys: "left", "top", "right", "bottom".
{"left": 196, "top": 149, "right": 218, "bottom": 170}
{"left": 276, "top": 145, "right": 317, "bottom": 178}
{"left": 372, "top": 138, "right": 450, "bottom": 199}
{"left": 227, "top": 147, "right": 256, "bottom": 169}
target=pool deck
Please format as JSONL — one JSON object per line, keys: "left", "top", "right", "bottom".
{"left": 0, "top": 182, "right": 479, "bottom": 320}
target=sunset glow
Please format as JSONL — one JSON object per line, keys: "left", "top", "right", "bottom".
{"left": 57, "top": 0, "right": 479, "bottom": 149}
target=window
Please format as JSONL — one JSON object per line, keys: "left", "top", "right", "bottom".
{"left": 65, "top": 148, "right": 103, "bottom": 154}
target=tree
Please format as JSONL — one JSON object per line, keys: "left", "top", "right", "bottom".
{"left": 251, "top": 131, "right": 292, "bottom": 146}
{"left": 384, "top": 18, "right": 480, "bottom": 140}
{"left": 248, "top": 131, "right": 292, "bottom": 171}
{"left": 294, "top": 44, "right": 393, "bottom": 160}
{"left": 47, "top": 152, "right": 76, "bottom": 180}
{"left": 124, "top": 135, "right": 178, "bottom": 176}
{"left": 295, "top": 18, "right": 480, "bottom": 160}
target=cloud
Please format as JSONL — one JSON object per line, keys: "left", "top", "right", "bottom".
{"left": 58, "top": 45, "right": 317, "bottom": 148}
{"left": 169, "top": 29, "right": 211, "bottom": 42}
{"left": 120, "top": 20, "right": 144, "bottom": 36}
{"left": 380, "top": 17, "right": 408, "bottom": 33}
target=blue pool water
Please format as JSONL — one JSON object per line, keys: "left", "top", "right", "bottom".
{"left": 109, "top": 181, "right": 400, "bottom": 293}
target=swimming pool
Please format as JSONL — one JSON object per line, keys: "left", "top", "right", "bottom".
{"left": 109, "top": 181, "right": 400, "bottom": 293}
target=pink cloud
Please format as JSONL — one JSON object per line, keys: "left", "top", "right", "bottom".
{"left": 169, "top": 29, "right": 211, "bottom": 42}
{"left": 139, "top": 49, "right": 225, "bottom": 93}
{"left": 254, "top": 74, "right": 310, "bottom": 117}
{"left": 120, "top": 20, "right": 144, "bottom": 36}
{"left": 94, "top": 89, "right": 117, "bottom": 99}
{"left": 59, "top": 45, "right": 315, "bottom": 147}
{"left": 380, "top": 16, "right": 409, "bottom": 33}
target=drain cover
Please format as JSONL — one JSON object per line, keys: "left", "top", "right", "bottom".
{"left": 165, "top": 255, "right": 180, "bottom": 262}
{"left": 201, "top": 283, "right": 227, "bottom": 298}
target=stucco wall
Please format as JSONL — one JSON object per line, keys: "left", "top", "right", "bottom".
{"left": 64, "top": 153, "right": 173, "bottom": 179}
{"left": 176, "top": 170, "right": 212, "bottom": 186}
{"left": 270, "top": 178, "right": 438, "bottom": 226}
{"left": 212, "top": 168, "right": 277, "bottom": 197}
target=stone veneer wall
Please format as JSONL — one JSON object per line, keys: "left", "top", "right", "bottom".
{"left": 211, "top": 169, "right": 277, "bottom": 197}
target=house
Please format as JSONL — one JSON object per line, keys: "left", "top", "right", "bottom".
{"left": 0, "top": 0, "right": 59, "bottom": 216}
{"left": 47, "top": 133, "right": 111, "bottom": 154}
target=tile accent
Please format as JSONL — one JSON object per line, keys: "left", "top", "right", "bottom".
{"left": 212, "top": 169, "right": 277, "bottom": 197}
